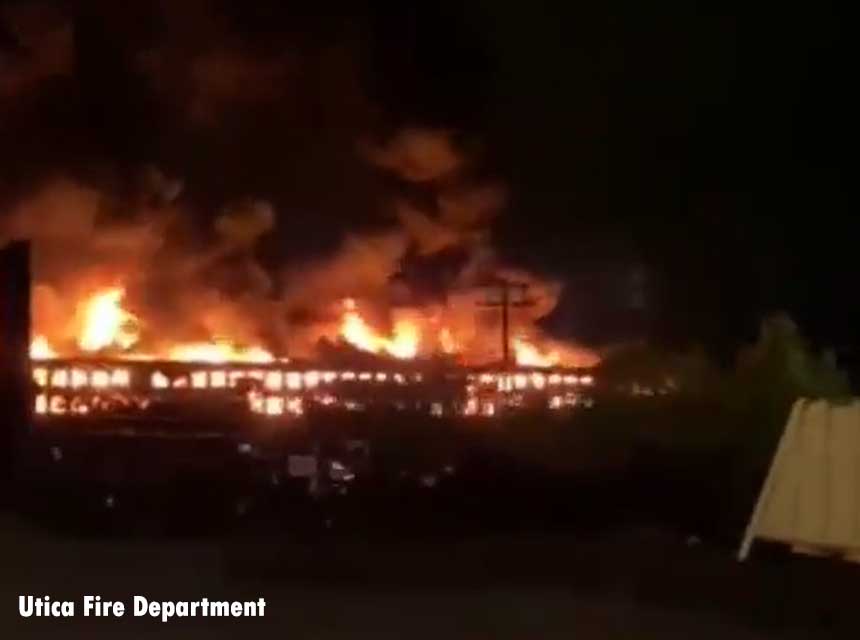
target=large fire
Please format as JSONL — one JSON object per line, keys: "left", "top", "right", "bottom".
{"left": 167, "top": 342, "right": 274, "bottom": 364}
{"left": 337, "top": 299, "right": 562, "bottom": 366}
{"left": 512, "top": 336, "right": 560, "bottom": 368}
{"left": 29, "top": 335, "right": 57, "bottom": 359}
{"left": 7, "top": 133, "right": 600, "bottom": 371}
{"left": 30, "top": 286, "right": 277, "bottom": 364}
{"left": 77, "top": 287, "right": 139, "bottom": 352}
{"left": 29, "top": 287, "right": 590, "bottom": 368}
{"left": 339, "top": 299, "right": 419, "bottom": 360}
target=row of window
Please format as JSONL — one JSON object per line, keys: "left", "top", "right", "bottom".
{"left": 33, "top": 366, "right": 595, "bottom": 393}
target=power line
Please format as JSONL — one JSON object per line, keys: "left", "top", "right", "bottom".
{"left": 477, "top": 277, "right": 537, "bottom": 369}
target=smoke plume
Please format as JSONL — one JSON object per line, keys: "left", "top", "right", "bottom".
{"left": 1, "top": 129, "right": 596, "bottom": 366}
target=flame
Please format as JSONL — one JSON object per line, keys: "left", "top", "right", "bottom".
{"left": 339, "top": 299, "right": 420, "bottom": 359}
{"left": 388, "top": 320, "right": 419, "bottom": 358}
{"left": 33, "top": 286, "right": 277, "bottom": 363}
{"left": 14, "top": 164, "right": 601, "bottom": 369}
{"left": 27, "top": 288, "right": 596, "bottom": 367}
{"left": 167, "top": 340, "right": 274, "bottom": 364}
{"left": 512, "top": 336, "right": 560, "bottom": 368}
{"left": 335, "top": 299, "right": 593, "bottom": 366}
{"left": 439, "top": 327, "right": 457, "bottom": 354}
{"left": 30, "top": 335, "right": 57, "bottom": 359}
{"left": 77, "top": 287, "right": 140, "bottom": 352}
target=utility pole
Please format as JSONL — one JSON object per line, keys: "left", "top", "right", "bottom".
{"left": 478, "top": 278, "right": 537, "bottom": 369}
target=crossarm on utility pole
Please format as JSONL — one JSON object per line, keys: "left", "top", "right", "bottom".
{"left": 477, "top": 278, "right": 537, "bottom": 369}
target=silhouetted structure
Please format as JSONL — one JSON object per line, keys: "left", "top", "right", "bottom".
{"left": 478, "top": 278, "right": 537, "bottom": 368}
{"left": 0, "top": 241, "right": 31, "bottom": 503}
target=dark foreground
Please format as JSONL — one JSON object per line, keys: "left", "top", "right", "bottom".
{"left": 1, "top": 513, "right": 857, "bottom": 639}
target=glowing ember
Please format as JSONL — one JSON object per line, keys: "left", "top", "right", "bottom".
{"left": 30, "top": 335, "right": 57, "bottom": 359}
{"left": 167, "top": 341, "right": 274, "bottom": 364}
{"left": 77, "top": 287, "right": 140, "bottom": 352}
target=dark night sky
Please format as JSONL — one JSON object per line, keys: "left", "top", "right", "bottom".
{"left": 0, "top": 1, "right": 851, "bottom": 361}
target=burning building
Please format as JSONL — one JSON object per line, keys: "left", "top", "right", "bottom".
{"left": 25, "top": 278, "right": 595, "bottom": 422}
{"left": 30, "top": 355, "right": 595, "bottom": 423}
{"left": 24, "top": 272, "right": 596, "bottom": 422}
{"left": 3, "top": 130, "right": 598, "bottom": 425}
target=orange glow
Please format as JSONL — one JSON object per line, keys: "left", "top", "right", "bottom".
{"left": 70, "top": 397, "right": 89, "bottom": 415}
{"left": 50, "top": 369, "right": 68, "bottom": 387}
{"left": 248, "top": 392, "right": 264, "bottom": 413}
{"left": 32, "top": 367, "right": 48, "bottom": 387}
{"left": 286, "top": 397, "right": 303, "bottom": 415}
{"left": 30, "top": 335, "right": 57, "bottom": 359}
{"left": 304, "top": 371, "right": 320, "bottom": 388}
{"left": 264, "top": 371, "right": 283, "bottom": 391}
{"left": 49, "top": 395, "right": 66, "bottom": 414}
{"left": 28, "top": 285, "right": 599, "bottom": 368}
{"left": 78, "top": 287, "right": 140, "bottom": 352}
{"left": 388, "top": 320, "right": 419, "bottom": 358}
{"left": 464, "top": 398, "right": 478, "bottom": 416}
{"left": 25, "top": 276, "right": 602, "bottom": 395}
{"left": 151, "top": 371, "right": 169, "bottom": 389}
{"left": 191, "top": 371, "right": 208, "bottom": 389}
{"left": 512, "top": 336, "right": 560, "bottom": 368}
{"left": 339, "top": 299, "right": 420, "bottom": 359}
{"left": 70, "top": 368, "right": 88, "bottom": 389}
{"left": 211, "top": 370, "right": 226, "bottom": 387}
{"left": 286, "top": 372, "right": 301, "bottom": 390}
{"left": 91, "top": 370, "right": 110, "bottom": 388}
{"left": 265, "top": 396, "right": 285, "bottom": 416}
{"left": 317, "top": 393, "right": 337, "bottom": 406}
{"left": 167, "top": 340, "right": 274, "bottom": 364}
{"left": 110, "top": 368, "right": 130, "bottom": 387}
{"left": 439, "top": 327, "right": 457, "bottom": 354}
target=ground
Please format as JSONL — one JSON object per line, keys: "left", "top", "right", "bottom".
{"left": 1, "top": 513, "right": 854, "bottom": 639}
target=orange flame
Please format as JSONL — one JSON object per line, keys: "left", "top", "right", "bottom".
{"left": 439, "top": 327, "right": 457, "bottom": 354}
{"left": 388, "top": 320, "right": 420, "bottom": 359}
{"left": 35, "top": 286, "right": 278, "bottom": 363}
{"left": 339, "top": 299, "right": 420, "bottom": 359}
{"left": 30, "top": 335, "right": 57, "bottom": 359}
{"left": 77, "top": 287, "right": 140, "bottom": 352}
{"left": 167, "top": 340, "right": 275, "bottom": 364}
{"left": 28, "top": 288, "right": 596, "bottom": 367}
{"left": 512, "top": 336, "right": 560, "bottom": 368}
